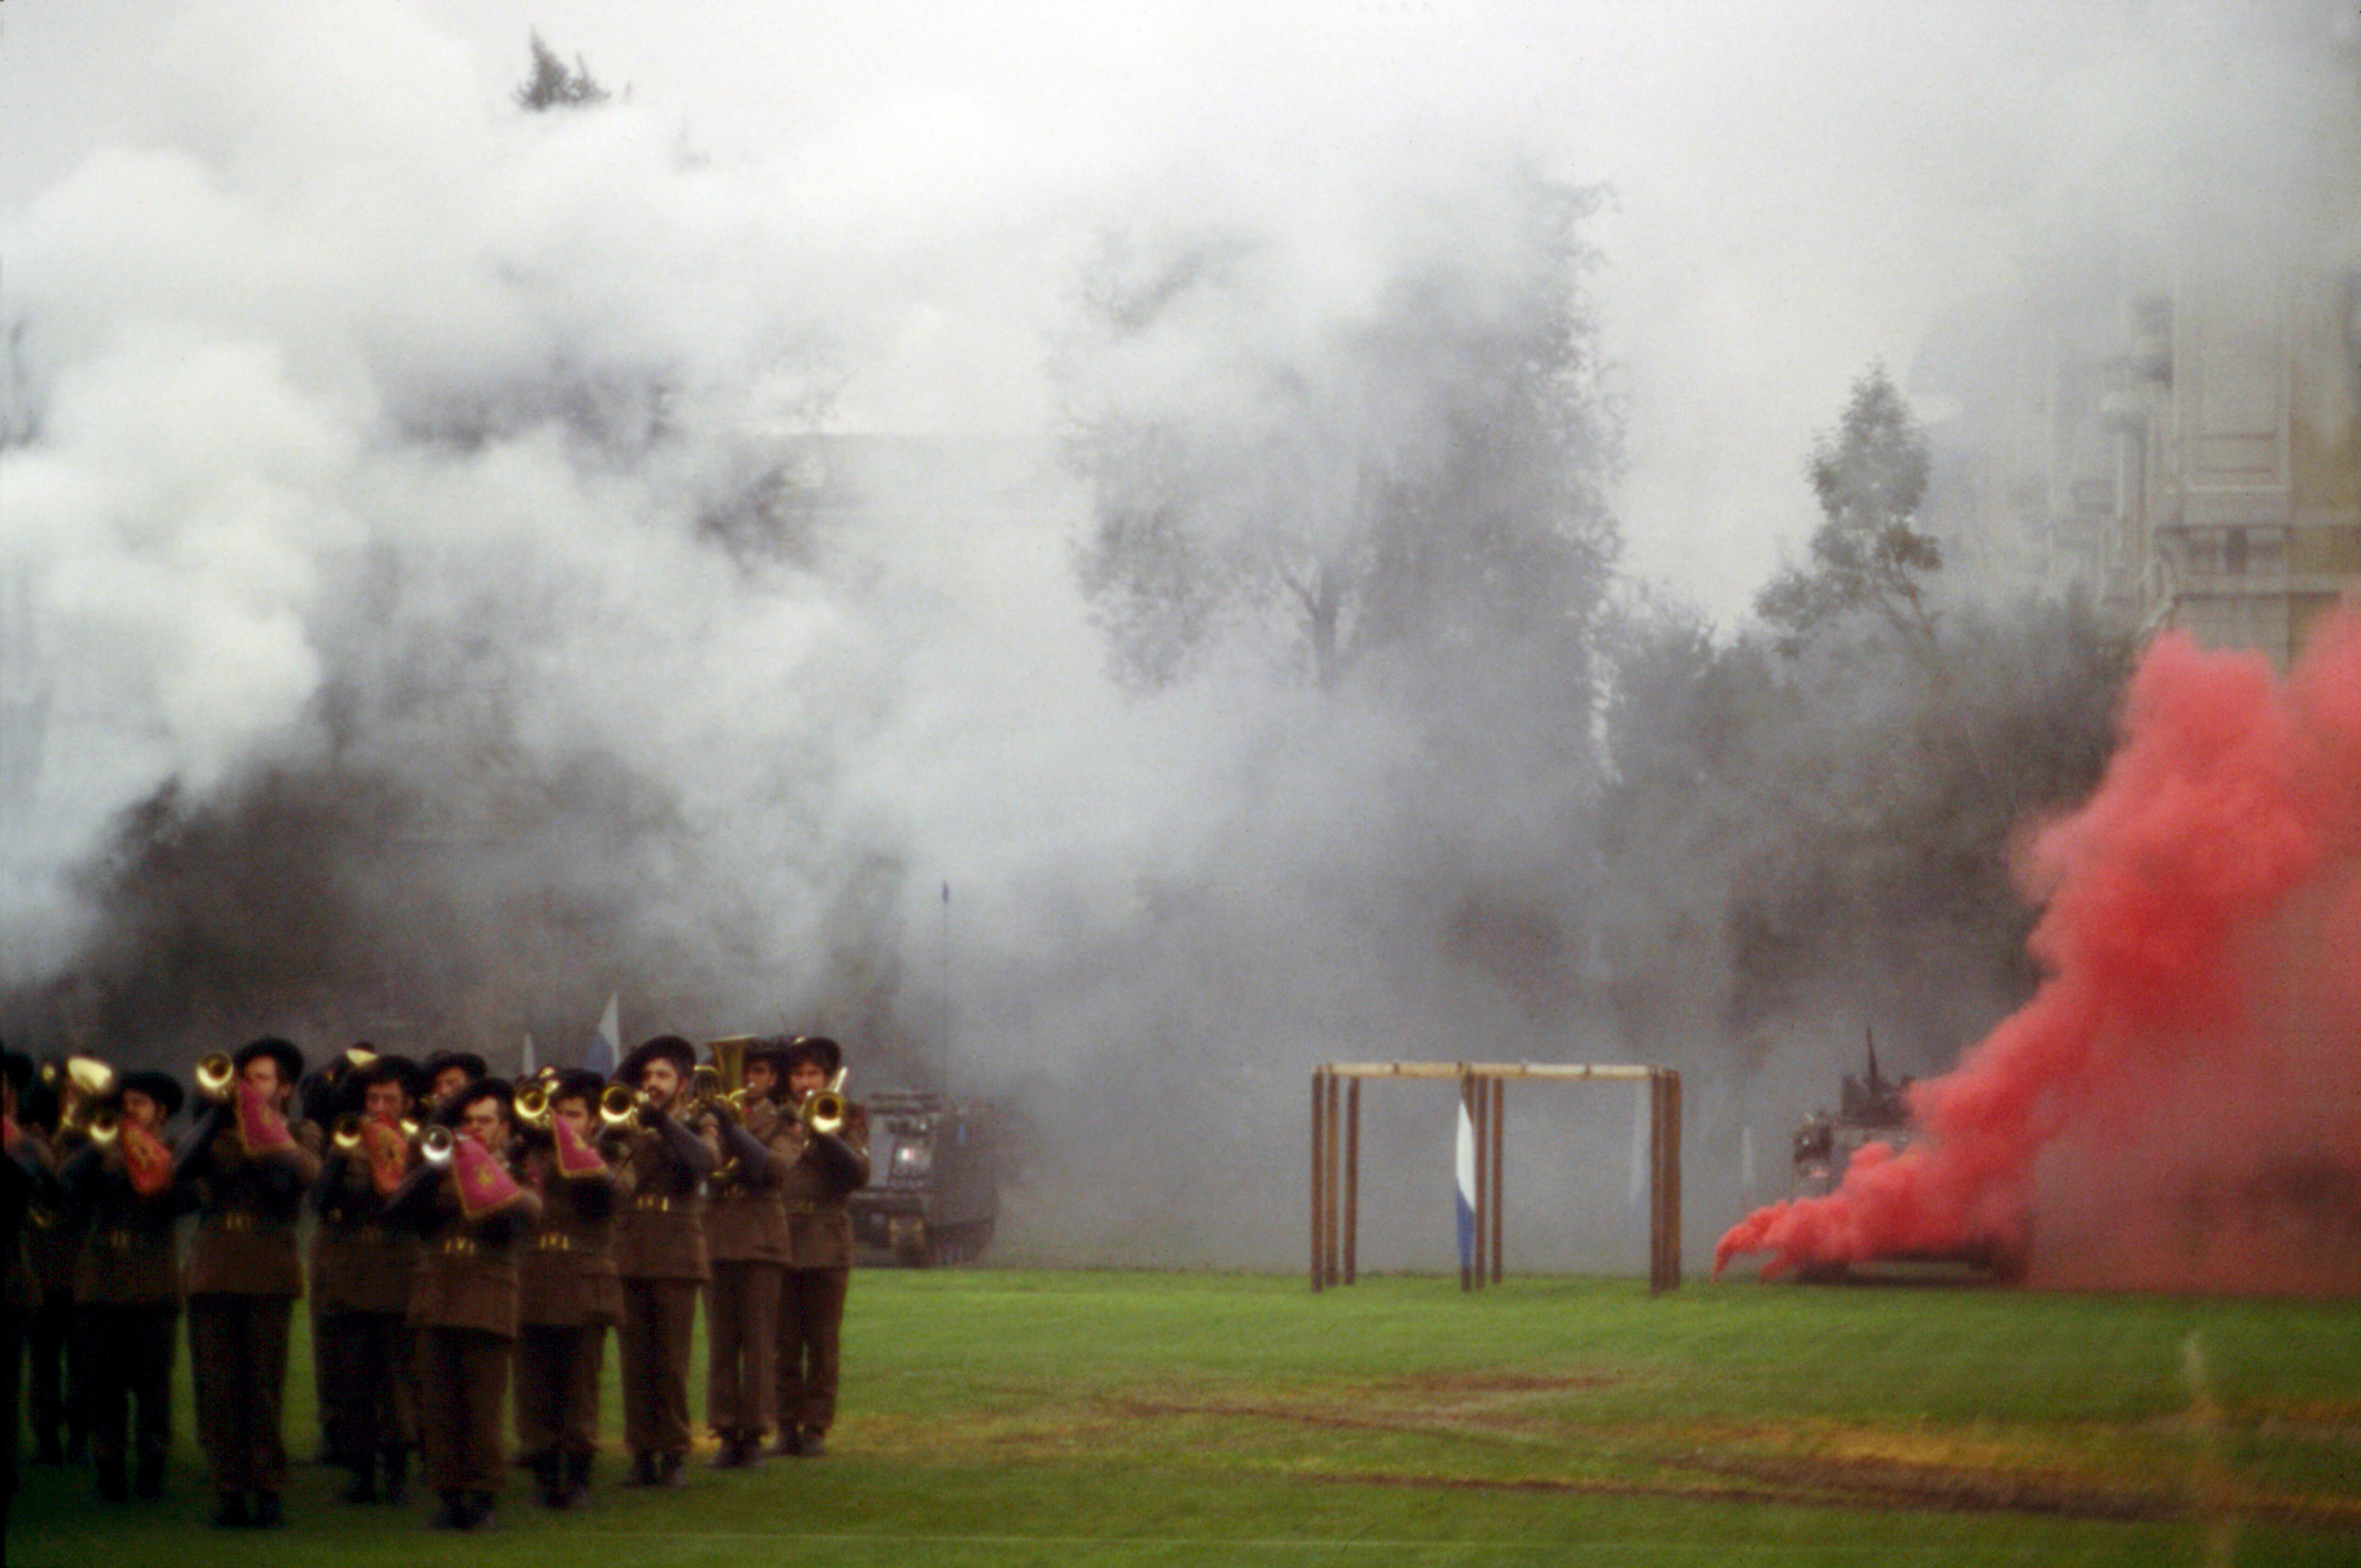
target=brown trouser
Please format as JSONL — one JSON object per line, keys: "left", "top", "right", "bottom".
{"left": 776, "top": 1267, "right": 849, "bottom": 1433}
{"left": 618, "top": 1278, "right": 699, "bottom": 1457}
{"left": 187, "top": 1293, "right": 293, "bottom": 1492}
{"left": 514, "top": 1323, "right": 606, "bottom": 1458}
{"left": 321, "top": 1309, "right": 414, "bottom": 1465}
{"left": 414, "top": 1325, "right": 510, "bottom": 1495}
{"left": 76, "top": 1302, "right": 177, "bottom": 1466}
{"left": 704, "top": 1259, "right": 780, "bottom": 1439}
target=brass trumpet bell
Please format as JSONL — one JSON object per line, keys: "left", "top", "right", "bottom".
{"left": 598, "top": 1083, "right": 642, "bottom": 1130}
{"left": 514, "top": 1084, "right": 552, "bottom": 1130}
{"left": 416, "top": 1124, "right": 456, "bottom": 1167}
{"left": 331, "top": 1113, "right": 366, "bottom": 1152}
{"left": 800, "top": 1068, "right": 850, "bottom": 1136}
{"left": 88, "top": 1108, "right": 121, "bottom": 1147}
{"left": 195, "top": 1053, "right": 236, "bottom": 1104}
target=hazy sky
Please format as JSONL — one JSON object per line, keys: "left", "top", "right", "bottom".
{"left": 0, "top": 0, "right": 2216, "bottom": 620}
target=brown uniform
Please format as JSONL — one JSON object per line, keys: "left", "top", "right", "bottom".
{"left": 63, "top": 1140, "right": 190, "bottom": 1485}
{"left": 776, "top": 1104, "right": 869, "bottom": 1439}
{"left": 404, "top": 1151, "right": 537, "bottom": 1498}
{"left": 24, "top": 1127, "right": 82, "bottom": 1464}
{"left": 610, "top": 1115, "right": 717, "bottom": 1463}
{"left": 311, "top": 1144, "right": 424, "bottom": 1481}
{"left": 702, "top": 1102, "right": 792, "bottom": 1444}
{"left": 3, "top": 1132, "right": 54, "bottom": 1497}
{"left": 514, "top": 1138, "right": 625, "bottom": 1465}
{"left": 178, "top": 1111, "right": 321, "bottom": 1496}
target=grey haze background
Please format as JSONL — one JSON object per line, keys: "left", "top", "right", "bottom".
{"left": 0, "top": 1, "right": 2346, "bottom": 1267}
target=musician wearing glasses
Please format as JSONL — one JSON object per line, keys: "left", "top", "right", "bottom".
{"left": 389, "top": 1078, "right": 538, "bottom": 1533}
{"left": 173, "top": 1037, "right": 319, "bottom": 1530}
{"left": 308, "top": 1055, "right": 426, "bottom": 1506}
{"left": 771, "top": 1036, "right": 868, "bottom": 1459}
{"left": 59, "top": 1069, "right": 191, "bottom": 1503}
{"left": 609, "top": 1036, "right": 719, "bottom": 1487}
{"left": 512, "top": 1068, "right": 627, "bottom": 1509}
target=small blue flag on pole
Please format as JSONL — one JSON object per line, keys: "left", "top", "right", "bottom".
{"left": 1455, "top": 1091, "right": 1477, "bottom": 1276}
{"left": 584, "top": 993, "right": 620, "bottom": 1076}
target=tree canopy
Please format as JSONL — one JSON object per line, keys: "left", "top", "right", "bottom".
{"left": 515, "top": 31, "right": 611, "bottom": 113}
{"left": 1056, "top": 171, "right": 1621, "bottom": 696}
{"left": 1756, "top": 364, "right": 1939, "bottom": 652}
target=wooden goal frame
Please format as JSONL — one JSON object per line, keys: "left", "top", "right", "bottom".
{"left": 1308, "top": 1062, "right": 1681, "bottom": 1295}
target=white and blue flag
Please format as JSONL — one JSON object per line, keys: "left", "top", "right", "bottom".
{"left": 1455, "top": 1092, "right": 1477, "bottom": 1274}
{"left": 583, "top": 993, "right": 620, "bottom": 1076}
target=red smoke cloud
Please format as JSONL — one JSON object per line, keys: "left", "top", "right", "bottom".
{"left": 1716, "top": 612, "right": 2361, "bottom": 1293}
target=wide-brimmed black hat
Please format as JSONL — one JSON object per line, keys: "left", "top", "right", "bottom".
{"left": 233, "top": 1037, "right": 306, "bottom": 1084}
{"left": 780, "top": 1035, "right": 843, "bottom": 1076}
{"left": 546, "top": 1068, "right": 607, "bottom": 1106}
{"left": 420, "top": 1050, "right": 488, "bottom": 1087}
{"left": 617, "top": 1035, "right": 697, "bottom": 1084}
{"left": 359, "top": 1054, "right": 426, "bottom": 1101}
{"left": 114, "top": 1070, "right": 186, "bottom": 1122}
{"left": 435, "top": 1076, "right": 515, "bottom": 1128}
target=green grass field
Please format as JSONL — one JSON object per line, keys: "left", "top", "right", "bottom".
{"left": 10, "top": 1270, "right": 2360, "bottom": 1566}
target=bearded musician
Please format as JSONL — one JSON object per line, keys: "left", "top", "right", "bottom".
{"left": 608, "top": 1036, "right": 719, "bottom": 1488}
{"left": 172, "top": 1036, "right": 319, "bottom": 1530}
{"left": 512, "top": 1068, "right": 627, "bottom": 1509}
{"left": 388, "top": 1077, "right": 537, "bottom": 1533}
{"left": 308, "top": 1054, "right": 425, "bottom": 1505}
{"left": 59, "top": 1068, "right": 191, "bottom": 1503}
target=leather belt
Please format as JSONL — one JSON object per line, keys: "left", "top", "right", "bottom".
{"left": 630, "top": 1195, "right": 689, "bottom": 1213}
{"left": 531, "top": 1233, "right": 584, "bottom": 1252}
{"left": 783, "top": 1200, "right": 838, "bottom": 1216}
{"left": 97, "top": 1229, "right": 146, "bottom": 1250}
{"left": 436, "top": 1237, "right": 480, "bottom": 1257}
{"left": 208, "top": 1213, "right": 285, "bottom": 1234}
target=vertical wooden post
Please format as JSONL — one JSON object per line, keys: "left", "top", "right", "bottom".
{"left": 1309, "top": 1067, "right": 1325, "bottom": 1293}
{"left": 1343, "top": 1077, "right": 1360, "bottom": 1285}
{"left": 1649, "top": 1069, "right": 1683, "bottom": 1295}
{"left": 1323, "top": 1068, "right": 1341, "bottom": 1287}
{"left": 1489, "top": 1076, "right": 1505, "bottom": 1285}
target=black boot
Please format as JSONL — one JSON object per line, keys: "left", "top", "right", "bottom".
{"left": 654, "top": 1450, "right": 683, "bottom": 1487}
{"left": 767, "top": 1425, "right": 802, "bottom": 1457}
{"left": 428, "top": 1489, "right": 466, "bottom": 1530}
{"left": 561, "top": 1449, "right": 592, "bottom": 1507}
{"left": 462, "top": 1491, "right": 497, "bottom": 1531}
{"left": 253, "top": 1489, "right": 285, "bottom": 1529}
{"left": 31, "top": 1429, "right": 62, "bottom": 1467}
{"left": 133, "top": 1449, "right": 165, "bottom": 1499}
{"left": 95, "top": 1455, "right": 129, "bottom": 1503}
{"left": 211, "top": 1490, "right": 251, "bottom": 1529}
{"left": 380, "top": 1443, "right": 410, "bottom": 1505}
{"left": 531, "top": 1451, "right": 562, "bottom": 1508}
{"left": 708, "top": 1433, "right": 747, "bottom": 1469}
{"left": 798, "top": 1425, "right": 826, "bottom": 1457}
{"left": 620, "top": 1451, "right": 655, "bottom": 1487}
{"left": 339, "top": 1449, "right": 378, "bottom": 1504}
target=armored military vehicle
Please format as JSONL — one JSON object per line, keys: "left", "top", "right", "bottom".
{"left": 1789, "top": 1031, "right": 2026, "bottom": 1281}
{"left": 850, "top": 1090, "right": 999, "bottom": 1265}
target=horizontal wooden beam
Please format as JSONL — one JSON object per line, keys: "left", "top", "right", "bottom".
{"left": 1322, "top": 1061, "right": 1657, "bottom": 1082}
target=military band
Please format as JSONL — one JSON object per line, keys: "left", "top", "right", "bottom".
{"left": 1, "top": 1028, "right": 872, "bottom": 1533}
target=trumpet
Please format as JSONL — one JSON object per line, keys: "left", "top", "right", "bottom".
{"left": 598, "top": 1084, "right": 644, "bottom": 1130}
{"left": 332, "top": 1112, "right": 367, "bottom": 1152}
{"left": 195, "top": 1053, "right": 236, "bottom": 1104}
{"left": 799, "top": 1068, "right": 850, "bottom": 1136}
{"left": 88, "top": 1108, "right": 121, "bottom": 1148}
{"left": 55, "top": 1056, "right": 119, "bottom": 1135}
{"left": 514, "top": 1084, "right": 552, "bottom": 1130}
{"left": 416, "top": 1124, "right": 456, "bottom": 1167}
